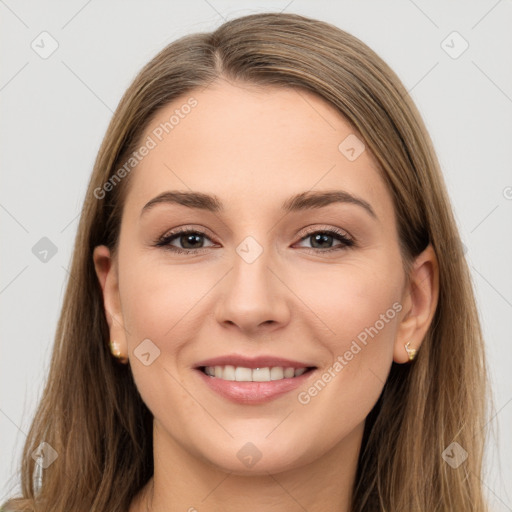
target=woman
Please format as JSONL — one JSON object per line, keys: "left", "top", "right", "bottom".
{"left": 2, "top": 12, "right": 490, "bottom": 512}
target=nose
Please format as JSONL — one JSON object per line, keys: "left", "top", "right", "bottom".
{"left": 214, "top": 243, "right": 291, "bottom": 335}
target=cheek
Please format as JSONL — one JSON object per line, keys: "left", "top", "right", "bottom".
{"left": 294, "top": 258, "right": 401, "bottom": 343}
{"left": 290, "top": 256, "right": 402, "bottom": 412}
{"left": 313, "top": 263, "right": 401, "bottom": 390}
{"left": 117, "top": 260, "right": 201, "bottom": 424}
{"left": 118, "top": 254, "right": 207, "bottom": 339}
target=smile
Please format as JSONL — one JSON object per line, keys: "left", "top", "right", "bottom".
{"left": 195, "top": 366, "right": 317, "bottom": 404}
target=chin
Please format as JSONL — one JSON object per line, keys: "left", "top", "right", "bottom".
{"left": 197, "top": 438, "right": 313, "bottom": 476}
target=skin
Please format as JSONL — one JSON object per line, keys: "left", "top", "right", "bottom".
{"left": 93, "top": 79, "right": 439, "bottom": 512}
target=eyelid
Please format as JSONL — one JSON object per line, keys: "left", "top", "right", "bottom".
{"left": 159, "top": 224, "right": 216, "bottom": 240}
{"left": 297, "top": 224, "right": 353, "bottom": 240}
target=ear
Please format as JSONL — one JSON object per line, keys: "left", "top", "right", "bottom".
{"left": 93, "top": 245, "right": 128, "bottom": 361}
{"left": 393, "top": 244, "right": 439, "bottom": 363}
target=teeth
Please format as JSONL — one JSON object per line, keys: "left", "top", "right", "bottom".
{"left": 235, "top": 366, "right": 252, "bottom": 381}
{"left": 270, "top": 367, "right": 284, "bottom": 380}
{"left": 203, "top": 365, "right": 309, "bottom": 381}
{"left": 284, "top": 367, "right": 295, "bottom": 378}
{"left": 252, "top": 367, "right": 270, "bottom": 381}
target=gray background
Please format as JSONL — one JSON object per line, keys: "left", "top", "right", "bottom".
{"left": 1, "top": 0, "right": 511, "bottom": 509}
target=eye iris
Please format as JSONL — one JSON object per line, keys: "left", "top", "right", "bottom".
{"left": 311, "top": 233, "right": 333, "bottom": 249}
{"left": 181, "top": 233, "right": 203, "bottom": 249}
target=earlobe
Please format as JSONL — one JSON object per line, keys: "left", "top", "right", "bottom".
{"left": 92, "top": 245, "right": 129, "bottom": 363}
{"left": 393, "top": 244, "right": 439, "bottom": 364}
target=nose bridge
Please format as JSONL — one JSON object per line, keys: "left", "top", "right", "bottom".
{"left": 214, "top": 234, "right": 290, "bottom": 331}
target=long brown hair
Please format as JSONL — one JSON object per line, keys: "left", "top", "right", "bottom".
{"left": 2, "top": 12, "right": 491, "bottom": 511}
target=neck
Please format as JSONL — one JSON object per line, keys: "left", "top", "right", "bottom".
{"left": 130, "top": 420, "right": 364, "bottom": 512}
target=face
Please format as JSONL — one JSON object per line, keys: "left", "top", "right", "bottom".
{"left": 95, "top": 79, "right": 431, "bottom": 475}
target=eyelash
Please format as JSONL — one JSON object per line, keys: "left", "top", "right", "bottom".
{"left": 154, "top": 226, "right": 355, "bottom": 255}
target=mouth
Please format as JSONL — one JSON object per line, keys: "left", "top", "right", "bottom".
{"left": 198, "top": 365, "right": 317, "bottom": 382}
{"left": 194, "top": 364, "right": 318, "bottom": 404}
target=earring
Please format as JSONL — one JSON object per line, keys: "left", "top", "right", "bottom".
{"left": 109, "top": 340, "right": 128, "bottom": 363}
{"left": 404, "top": 341, "right": 417, "bottom": 361}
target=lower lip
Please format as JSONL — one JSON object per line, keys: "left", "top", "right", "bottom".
{"left": 195, "top": 368, "right": 316, "bottom": 404}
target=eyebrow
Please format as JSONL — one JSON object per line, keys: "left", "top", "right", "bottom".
{"left": 141, "top": 190, "right": 377, "bottom": 219}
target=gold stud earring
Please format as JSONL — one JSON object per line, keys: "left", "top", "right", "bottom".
{"left": 109, "top": 340, "right": 128, "bottom": 364}
{"left": 404, "top": 341, "right": 417, "bottom": 361}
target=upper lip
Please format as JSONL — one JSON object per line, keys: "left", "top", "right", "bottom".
{"left": 194, "top": 354, "right": 316, "bottom": 369}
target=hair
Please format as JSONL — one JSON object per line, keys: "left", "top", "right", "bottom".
{"left": 2, "top": 12, "right": 491, "bottom": 512}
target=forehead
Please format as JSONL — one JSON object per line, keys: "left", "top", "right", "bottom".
{"left": 124, "top": 80, "right": 392, "bottom": 221}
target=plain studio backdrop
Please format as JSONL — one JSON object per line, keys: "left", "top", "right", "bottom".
{"left": 1, "top": 0, "right": 511, "bottom": 509}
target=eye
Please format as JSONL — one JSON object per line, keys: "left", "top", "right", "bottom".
{"left": 154, "top": 226, "right": 355, "bottom": 255}
{"left": 155, "top": 228, "right": 216, "bottom": 254}
{"left": 295, "top": 227, "right": 354, "bottom": 252}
